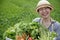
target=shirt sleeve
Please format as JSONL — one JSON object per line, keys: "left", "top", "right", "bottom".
{"left": 32, "top": 18, "right": 40, "bottom": 22}
{"left": 54, "top": 22, "right": 60, "bottom": 40}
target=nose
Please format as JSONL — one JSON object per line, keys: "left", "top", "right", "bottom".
{"left": 43, "top": 9, "right": 46, "bottom": 12}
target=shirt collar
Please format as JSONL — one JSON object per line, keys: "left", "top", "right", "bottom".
{"left": 39, "top": 18, "right": 56, "bottom": 28}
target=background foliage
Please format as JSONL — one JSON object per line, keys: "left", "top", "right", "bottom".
{"left": 0, "top": 0, "right": 60, "bottom": 40}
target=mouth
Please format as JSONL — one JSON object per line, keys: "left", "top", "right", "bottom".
{"left": 42, "top": 13, "right": 48, "bottom": 16}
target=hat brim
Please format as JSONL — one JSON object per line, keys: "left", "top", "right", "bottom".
{"left": 36, "top": 4, "right": 53, "bottom": 12}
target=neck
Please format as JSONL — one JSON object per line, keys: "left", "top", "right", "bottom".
{"left": 42, "top": 17, "right": 51, "bottom": 23}
{"left": 42, "top": 17, "right": 51, "bottom": 28}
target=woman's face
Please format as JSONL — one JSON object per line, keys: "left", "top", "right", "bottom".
{"left": 38, "top": 7, "right": 51, "bottom": 19}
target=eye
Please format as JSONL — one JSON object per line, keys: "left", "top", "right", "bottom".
{"left": 46, "top": 7, "right": 51, "bottom": 10}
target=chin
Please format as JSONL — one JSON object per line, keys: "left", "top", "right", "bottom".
{"left": 42, "top": 16, "right": 49, "bottom": 19}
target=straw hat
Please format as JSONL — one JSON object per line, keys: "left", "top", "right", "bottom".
{"left": 36, "top": 0, "right": 53, "bottom": 12}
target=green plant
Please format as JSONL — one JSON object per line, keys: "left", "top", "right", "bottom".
{"left": 3, "top": 22, "right": 57, "bottom": 40}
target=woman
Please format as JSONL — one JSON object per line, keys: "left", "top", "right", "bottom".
{"left": 33, "top": 0, "right": 60, "bottom": 40}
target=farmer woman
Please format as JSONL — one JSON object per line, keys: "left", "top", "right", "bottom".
{"left": 33, "top": 0, "right": 60, "bottom": 40}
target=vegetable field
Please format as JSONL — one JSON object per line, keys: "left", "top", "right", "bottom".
{"left": 0, "top": 0, "right": 60, "bottom": 40}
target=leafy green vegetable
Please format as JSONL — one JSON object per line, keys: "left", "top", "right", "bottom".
{"left": 3, "top": 22, "right": 57, "bottom": 40}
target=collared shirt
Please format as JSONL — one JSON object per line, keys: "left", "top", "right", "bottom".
{"left": 33, "top": 18, "right": 60, "bottom": 40}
